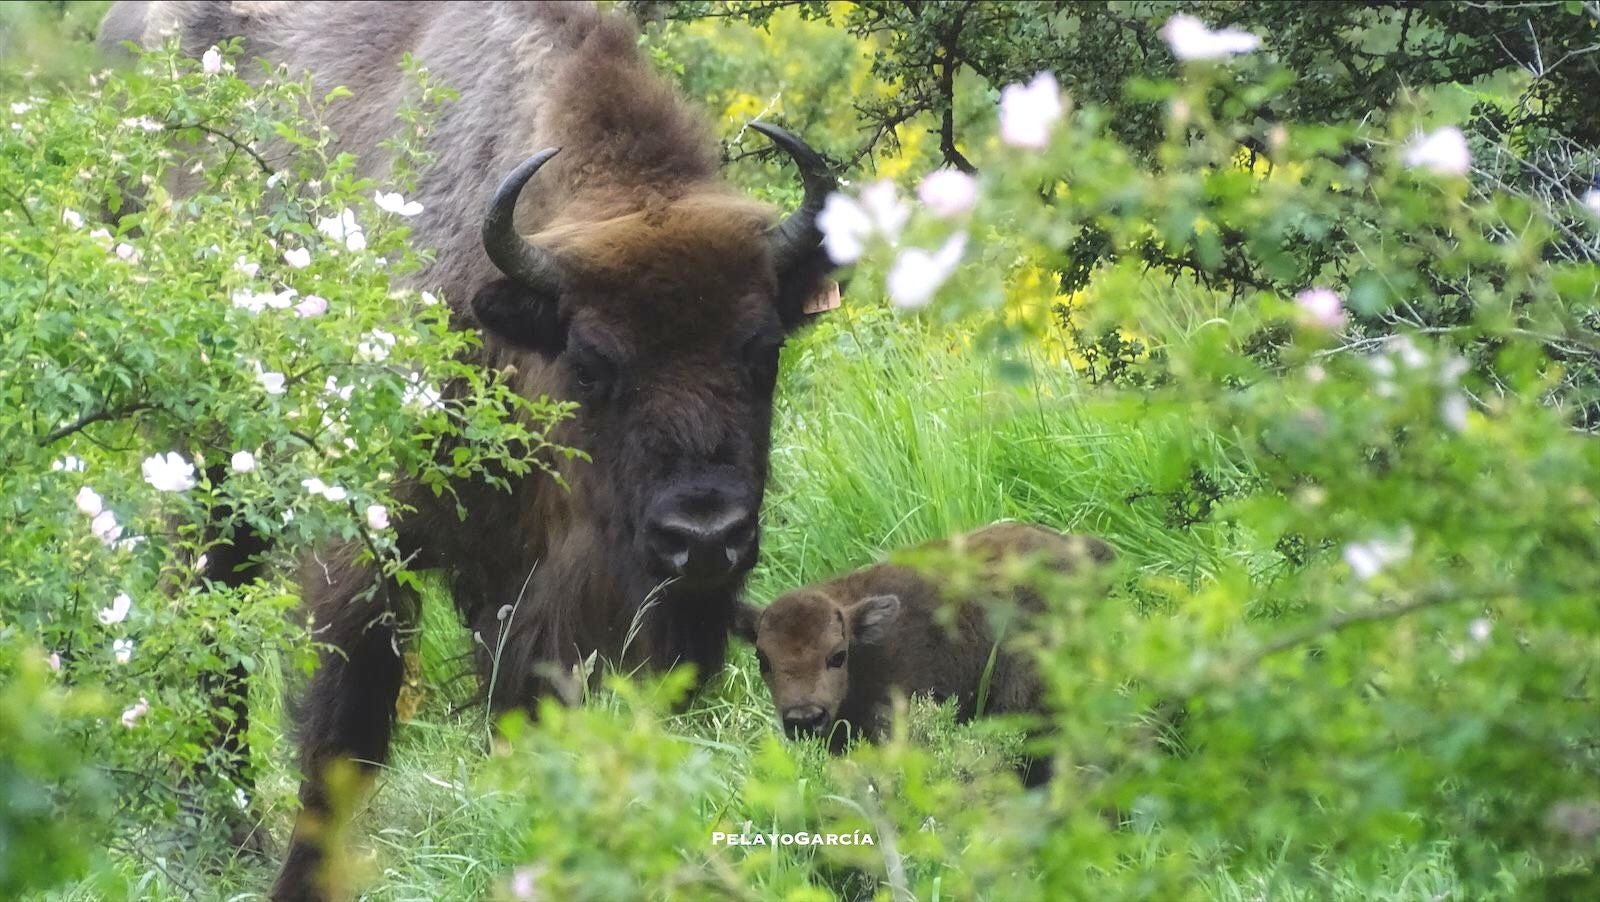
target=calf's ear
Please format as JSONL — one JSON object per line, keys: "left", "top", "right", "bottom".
{"left": 470, "top": 278, "right": 568, "bottom": 358}
{"left": 849, "top": 594, "right": 900, "bottom": 646}
{"left": 731, "top": 600, "right": 763, "bottom": 643}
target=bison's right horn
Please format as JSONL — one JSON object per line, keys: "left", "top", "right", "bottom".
{"left": 482, "top": 148, "right": 564, "bottom": 300}
{"left": 749, "top": 122, "right": 836, "bottom": 276}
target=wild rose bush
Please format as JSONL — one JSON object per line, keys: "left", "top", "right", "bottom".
{"left": 477, "top": 20, "right": 1600, "bottom": 901}
{"left": 0, "top": 46, "right": 569, "bottom": 889}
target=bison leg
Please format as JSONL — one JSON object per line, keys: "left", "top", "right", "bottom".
{"left": 273, "top": 548, "right": 420, "bottom": 902}
{"left": 196, "top": 464, "right": 272, "bottom": 852}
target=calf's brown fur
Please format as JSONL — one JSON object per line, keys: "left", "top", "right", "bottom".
{"left": 736, "top": 523, "right": 1115, "bottom": 783}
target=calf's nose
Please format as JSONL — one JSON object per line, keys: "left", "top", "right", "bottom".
{"left": 782, "top": 705, "right": 829, "bottom": 737}
{"left": 646, "top": 503, "right": 756, "bottom": 584}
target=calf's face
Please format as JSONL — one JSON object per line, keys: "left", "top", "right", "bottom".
{"left": 735, "top": 590, "right": 900, "bottom": 738}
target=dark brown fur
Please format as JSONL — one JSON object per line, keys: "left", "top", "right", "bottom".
{"left": 736, "top": 523, "right": 1115, "bottom": 782}
{"left": 100, "top": 3, "right": 833, "bottom": 899}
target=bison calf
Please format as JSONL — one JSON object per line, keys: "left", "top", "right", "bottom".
{"left": 735, "top": 523, "right": 1114, "bottom": 780}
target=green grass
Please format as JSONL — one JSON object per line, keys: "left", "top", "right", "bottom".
{"left": 64, "top": 307, "right": 1472, "bottom": 899}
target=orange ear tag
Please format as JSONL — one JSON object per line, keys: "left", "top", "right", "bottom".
{"left": 803, "top": 280, "right": 842, "bottom": 315}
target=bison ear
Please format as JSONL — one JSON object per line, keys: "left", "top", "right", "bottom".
{"left": 731, "top": 600, "right": 763, "bottom": 643}
{"left": 470, "top": 278, "right": 567, "bottom": 357}
{"left": 775, "top": 258, "right": 841, "bottom": 333}
{"left": 849, "top": 594, "right": 900, "bottom": 646}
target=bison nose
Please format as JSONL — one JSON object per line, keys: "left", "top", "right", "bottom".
{"left": 646, "top": 503, "right": 756, "bottom": 584}
{"left": 782, "top": 705, "right": 829, "bottom": 737}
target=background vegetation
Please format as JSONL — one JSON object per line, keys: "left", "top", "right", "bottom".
{"left": 2, "top": 1, "right": 1598, "bottom": 899}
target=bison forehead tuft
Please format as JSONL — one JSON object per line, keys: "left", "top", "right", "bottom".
{"left": 537, "top": 193, "right": 778, "bottom": 290}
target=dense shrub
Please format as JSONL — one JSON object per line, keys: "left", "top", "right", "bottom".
{"left": 0, "top": 44, "right": 567, "bottom": 892}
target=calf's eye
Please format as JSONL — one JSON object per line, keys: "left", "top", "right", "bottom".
{"left": 827, "top": 650, "right": 847, "bottom": 669}
{"left": 756, "top": 652, "right": 771, "bottom": 675}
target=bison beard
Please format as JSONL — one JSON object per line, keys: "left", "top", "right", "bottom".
{"left": 98, "top": 3, "right": 836, "bottom": 900}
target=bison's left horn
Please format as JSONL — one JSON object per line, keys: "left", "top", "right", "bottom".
{"left": 750, "top": 122, "right": 836, "bottom": 275}
{"left": 482, "top": 148, "right": 565, "bottom": 300}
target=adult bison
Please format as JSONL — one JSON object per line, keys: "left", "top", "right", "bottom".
{"left": 100, "top": 2, "right": 836, "bottom": 898}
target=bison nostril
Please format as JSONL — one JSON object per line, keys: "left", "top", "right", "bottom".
{"left": 647, "top": 503, "right": 755, "bottom": 582}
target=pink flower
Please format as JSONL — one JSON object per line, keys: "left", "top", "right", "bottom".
{"left": 120, "top": 697, "right": 149, "bottom": 727}
{"left": 46, "top": 652, "right": 62, "bottom": 672}
{"left": 202, "top": 46, "right": 223, "bottom": 75}
{"left": 510, "top": 867, "right": 539, "bottom": 900}
{"left": 999, "top": 73, "right": 1063, "bottom": 149}
{"left": 375, "top": 191, "right": 424, "bottom": 216}
{"left": 816, "top": 182, "right": 910, "bottom": 265}
{"left": 295, "top": 294, "right": 328, "bottom": 317}
{"left": 75, "top": 486, "right": 104, "bottom": 517}
{"left": 232, "top": 289, "right": 270, "bottom": 314}
{"left": 62, "top": 208, "right": 84, "bottom": 229}
{"left": 98, "top": 592, "right": 132, "bottom": 625}
{"left": 113, "top": 638, "right": 135, "bottom": 664}
{"left": 283, "top": 247, "right": 312, "bottom": 269}
{"left": 231, "top": 450, "right": 257, "bottom": 473}
{"left": 1402, "top": 127, "right": 1471, "bottom": 177}
{"left": 142, "top": 451, "right": 197, "bottom": 492}
{"left": 917, "top": 169, "right": 978, "bottom": 218}
{"left": 357, "top": 329, "right": 397, "bottom": 362}
{"left": 90, "top": 510, "right": 123, "bottom": 546}
{"left": 824, "top": 200, "right": 872, "bottom": 258}
{"left": 300, "top": 477, "right": 347, "bottom": 503}
{"left": 255, "top": 363, "right": 287, "bottom": 396}
{"left": 887, "top": 233, "right": 967, "bottom": 309}
{"left": 403, "top": 374, "right": 443, "bottom": 411}
{"left": 1294, "top": 288, "right": 1345, "bottom": 329}
{"left": 366, "top": 504, "right": 390, "bottom": 530}
{"left": 1160, "top": 14, "right": 1261, "bottom": 61}
{"left": 317, "top": 209, "right": 367, "bottom": 251}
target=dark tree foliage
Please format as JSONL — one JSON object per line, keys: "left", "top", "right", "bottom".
{"left": 649, "top": 1, "right": 1600, "bottom": 162}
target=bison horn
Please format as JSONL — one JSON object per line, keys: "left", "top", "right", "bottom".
{"left": 749, "top": 122, "right": 836, "bottom": 275}
{"left": 482, "top": 147, "right": 564, "bottom": 299}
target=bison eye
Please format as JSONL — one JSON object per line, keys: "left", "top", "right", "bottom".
{"left": 571, "top": 359, "right": 599, "bottom": 391}
{"left": 565, "top": 342, "right": 616, "bottom": 398}
{"left": 756, "top": 651, "right": 771, "bottom": 675}
{"left": 827, "top": 650, "right": 847, "bottom": 669}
